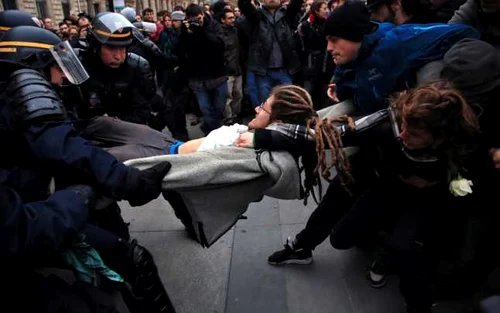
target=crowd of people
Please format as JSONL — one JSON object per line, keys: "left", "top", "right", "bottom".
{"left": 0, "top": 0, "right": 500, "bottom": 312}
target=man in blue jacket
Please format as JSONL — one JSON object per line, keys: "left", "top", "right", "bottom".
{"left": 327, "top": 0, "right": 479, "bottom": 115}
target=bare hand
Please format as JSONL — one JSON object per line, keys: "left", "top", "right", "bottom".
{"left": 183, "top": 21, "right": 193, "bottom": 34}
{"left": 327, "top": 83, "right": 339, "bottom": 103}
{"left": 235, "top": 132, "right": 254, "bottom": 148}
{"left": 490, "top": 148, "right": 500, "bottom": 170}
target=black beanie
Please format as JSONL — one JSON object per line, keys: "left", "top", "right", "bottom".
{"left": 324, "top": 0, "right": 377, "bottom": 42}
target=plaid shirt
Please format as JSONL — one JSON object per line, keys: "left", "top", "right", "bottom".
{"left": 265, "top": 109, "right": 389, "bottom": 142}
{"left": 265, "top": 123, "right": 315, "bottom": 141}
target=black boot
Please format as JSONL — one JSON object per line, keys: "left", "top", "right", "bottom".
{"left": 118, "top": 239, "right": 177, "bottom": 313}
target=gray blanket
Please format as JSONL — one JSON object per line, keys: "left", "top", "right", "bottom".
{"left": 124, "top": 147, "right": 301, "bottom": 246}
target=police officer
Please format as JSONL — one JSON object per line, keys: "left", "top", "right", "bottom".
{"left": 0, "top": 9, "right": 40, "bottom": 39}
{"left": 71, "top": 12, "right": 184, "bottom": 162}
{"left": 78, "top": 12, "right": 156, "bottom": 125}
{"left": 0, "top": 21, "right": 176, "bottom": 313}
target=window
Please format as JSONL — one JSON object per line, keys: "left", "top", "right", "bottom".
{"left": 108, "top": 0, "right": 114, "bottom": 11}
{"left": 2, "top": 0, "right": 17, "bottom": 9}
{"left": 62, "top": 0, "right": 70, "bottom": 18}
{"left": 36, "top": 0, "right": 48, "bottom": 18}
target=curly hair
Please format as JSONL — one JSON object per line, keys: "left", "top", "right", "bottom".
{"left": 391, "top": 81, "right": 480, "bottom": 173}
{"left": 269, "top": 85, "right": 354, "bottom": 187}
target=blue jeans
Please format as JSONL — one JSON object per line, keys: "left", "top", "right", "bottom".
{"left": 246, "top": 70, "right": 260, "bottom": 108}
{"left": 255, "top": 68, "right": 292, "bottom": 104}
{"left": 191, "top": 80, "right": 228, "bottom": 133}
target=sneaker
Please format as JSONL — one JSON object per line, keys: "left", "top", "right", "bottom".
{"left": 367, "top": 261, "right": 388, "bottom": 288}
{"left": 268, "top": 237, "right": 313, "bottom": 265}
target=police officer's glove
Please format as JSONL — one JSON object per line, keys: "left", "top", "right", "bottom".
{"left": 126, "top": 162, "right": 172, "bottom": 207}
{"left": 66, "top": 185, "right": 97, "bottom": 210}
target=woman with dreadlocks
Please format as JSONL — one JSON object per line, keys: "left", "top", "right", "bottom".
{"left": 178, "top": 84, "right": 354, "bottom": 197}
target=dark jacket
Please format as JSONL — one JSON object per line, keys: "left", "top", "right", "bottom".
{"left": 175, "top": 15, "right": 226, "bottom": 80}
{"left": 79, "top": 52, "right": 155, "bottom": 125}
{"left": 334, "top": 22, "right": 480, "bottom": 115}
{"left": 297, "top": 16, "right": 334, "bottom": 78}
{"left": 450, "top": 0, "right": 500, "bottom": 46}
{"left": 158, "top": 27, "right": 181, "bottom": 64}
{"left": 129, "top": 35, "right": 174, "bottom": 71}
{"left": 238, "top": 0, "right": 303, "bottom": 75}
{"left": 0, "top": 183, "right": 89, "bottom": 257}
{"left": 222, "top": 24, "right": 242, "bottom": 76}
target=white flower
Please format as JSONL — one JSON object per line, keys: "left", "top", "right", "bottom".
{"left": 449, "top": 176, "right": 473, "bottom": 197}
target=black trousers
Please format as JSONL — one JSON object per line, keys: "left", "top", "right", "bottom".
{"left": 294, "top": 153, "right": 376, "bottom": 251}
{"left": 330, "top": 179, "right": 454, "bottom": 311}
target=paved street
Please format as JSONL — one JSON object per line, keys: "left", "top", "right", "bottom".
{"left": 121, "top": 193, "right": 481, "bottom": 313}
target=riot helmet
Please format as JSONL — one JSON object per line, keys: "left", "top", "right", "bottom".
{"left": 0, "top": 26, "right": 89, "bottom": 84}
{"left": 88, "top": 12, "right": 135, "bottom": 46}
{"left": 121, "top": 7, "right": 137, "bottom": 23}
{"left": 0, "top": 10, "right": 40, "bottom": 40}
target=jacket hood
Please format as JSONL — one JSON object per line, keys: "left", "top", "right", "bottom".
{"left": 441, "top": 38, "right": 500, "bottom": 102}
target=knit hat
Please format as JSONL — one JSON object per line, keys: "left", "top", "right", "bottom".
{"left": 441, "top": 38, "right": 500, "bottom": 102}
{"left": 171, "top": 11, "right": 186, "bottom": 21}
{"left": 324, "top": 0, "right": 377, "bottom": 42}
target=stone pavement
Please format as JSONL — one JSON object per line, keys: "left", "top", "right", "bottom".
{"left": 121, "top": 194, "right": 475, "bottom": 313}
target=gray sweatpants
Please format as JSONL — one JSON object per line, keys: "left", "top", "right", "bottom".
{"left": 80, "top": 116, "right": 176, "bottom": 162}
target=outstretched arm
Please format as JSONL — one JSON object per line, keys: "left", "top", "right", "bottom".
{"left": 0, "top": 184, "right": 90, "bottom": 257}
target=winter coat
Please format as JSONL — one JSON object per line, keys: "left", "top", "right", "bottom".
{"left": 334, "top": 22, "right": 480, "bottom": 115}
{"left": 238, "top": 0, "right": 303, "bottom": 75}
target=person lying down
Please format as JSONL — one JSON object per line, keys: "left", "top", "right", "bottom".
{"left": 175, "top": 85, "right": 354, "bottom": 194}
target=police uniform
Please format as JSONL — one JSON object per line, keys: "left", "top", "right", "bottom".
{"left": 0, "top": 18, "right": 176, "bottom": 313}
{"left": 71, "top": 12, "right": 184, "bottom": 161}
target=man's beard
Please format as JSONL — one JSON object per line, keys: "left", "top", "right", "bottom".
{"left": 264, "top": 1, "right": 281, "bottom": 9}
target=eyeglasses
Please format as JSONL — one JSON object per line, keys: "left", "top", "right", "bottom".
{"left": 388, "top": 107, "right": 439, "bottom": 163}
{"left": 257, "top": 102, "right": 271, "bottom": 114}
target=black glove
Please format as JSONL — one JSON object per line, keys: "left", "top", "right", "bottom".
{"left": 126, "top": 161, "right": 172, "bottom": 207}
{"left": 66, "top": 185, "right": 97, "bottom": 210}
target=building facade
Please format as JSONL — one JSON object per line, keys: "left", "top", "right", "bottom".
{"left": 0, "top": 0, "right": 204, "bottom": 23}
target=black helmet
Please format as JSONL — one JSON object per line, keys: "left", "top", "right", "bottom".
{"left": 0, "top": 26, "right": 60, "bottom": 69}
{"left": 0, "top": 26, "right": 88, "bottom": 84}
{"left": 88, "top": 12, "right": 135, "bottom": 46}
{"left": 0, "top": 10, "right": 40, "bottom": 39}
{"left": 366, "top": 0, "right": 392, "bottom": 10}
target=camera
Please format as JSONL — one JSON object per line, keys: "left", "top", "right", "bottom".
{"left": 187, "top": 17, "right": 202, "bottom": 28}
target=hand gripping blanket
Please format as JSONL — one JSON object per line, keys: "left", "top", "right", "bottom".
{"left": 123, "top": 147, "right": 301, "bottom": 247}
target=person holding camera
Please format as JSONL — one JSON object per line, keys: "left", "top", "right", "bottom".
{"left": 175, "top": 3, "right": 227, "bottom": 134}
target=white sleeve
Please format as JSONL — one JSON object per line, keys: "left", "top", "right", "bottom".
{"left": 197, "top": 124, "right": 249, "bottom": 151}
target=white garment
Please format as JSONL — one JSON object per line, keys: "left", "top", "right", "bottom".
{"left": 197, "top": 123, "right": 249, "bottom": 151}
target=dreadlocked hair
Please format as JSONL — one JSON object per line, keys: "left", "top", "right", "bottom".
{"left": 307, "top": 115, "right": 355, "bottom": 186}
{"left": 269, "top": 85, "right": 355, "bottom": 188}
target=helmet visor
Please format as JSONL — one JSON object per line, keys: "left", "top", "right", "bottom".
{"left": 50, "top": 41, "right": 89, "bottom": 85}
{"left": 92, "top": 13, "right": 135, "bottom": 45}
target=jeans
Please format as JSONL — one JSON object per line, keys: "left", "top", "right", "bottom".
{"left": 255, "top": 68, "right": 292, "bottom": 104}
{"left": 246, "top": 70, "right": 260, "bottom": 108}
{"left": 190, "top": 80, "right": 228, "bottom": 133}
{"left": 225, "top": 75, "right": 243, "bottom": 120}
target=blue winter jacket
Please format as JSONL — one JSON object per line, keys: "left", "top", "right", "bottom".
{"left": 334, "top": 22, "right": 480, "bottom": 114}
